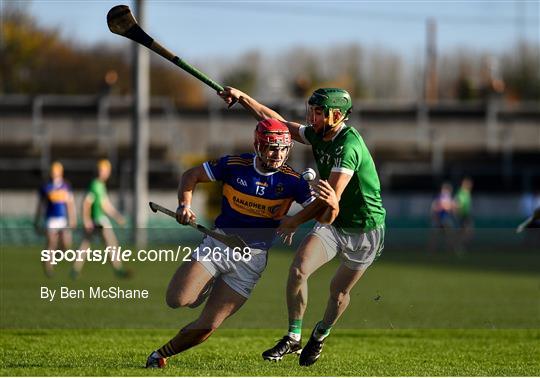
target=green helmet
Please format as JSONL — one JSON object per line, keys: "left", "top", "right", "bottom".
{"left": 308, "top": 88, "right": 352, "bottom": 117}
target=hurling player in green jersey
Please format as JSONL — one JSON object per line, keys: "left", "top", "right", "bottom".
{"left": 220, "top": 87, "right": 386, "bottom": 366}
{"left": 454, "top": 177, "right": 474, "bottom": 253}
{"left": 71, "top": 159, "right": 128, "bottom": 279}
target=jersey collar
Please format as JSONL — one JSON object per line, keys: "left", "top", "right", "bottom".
{"left": 331, "top": 123, "right": 346, "bottom": 142}
{"left": 322, "top": 123, "right": 346, "bottom": 142}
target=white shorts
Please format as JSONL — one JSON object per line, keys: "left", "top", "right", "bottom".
{"left": 191, "top": 229, "right": 267, "bottom": 298}
{"left": 309, "top": 223, "right": 385, "bottom": 270}
{"left": 93, "top": 216, "right": 112, "bottom": 228}
{"left": 46, "top": 217, "right": 68, "bottom": 230}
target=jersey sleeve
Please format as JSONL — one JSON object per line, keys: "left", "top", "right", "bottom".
{"left": 331, "top": 140, "right": 361, "bottom": 176}
{"left": 86, "top": 180, "right": 98, "bottom": 201}
{"left": 299, "top": 125, "right": 316, "bottom": 145}
{"left": 202, "top": 155, "right": 229, "bottom": 182}
{"left": 294, "top": 177, "right": 316, "bottom": 208}
{"left": 64, "top": 181, "right": 73, "bottom": 193}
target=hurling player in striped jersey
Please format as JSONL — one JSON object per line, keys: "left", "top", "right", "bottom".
{"left": 34, "top": 161, "right": 76, "bottom": 277}
{"left": 146, "top": 119, "right": 337, "bottom": 368}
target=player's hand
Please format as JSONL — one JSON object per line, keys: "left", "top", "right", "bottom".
{"left": 84, "top": 221, "right": 94, "bottom": 234}
{"left": 218, "top": 86, "right": 243, "bottom": 106}
{"left": 176, "top": 206, "right": 196, "bottom": 225}
{"left": 315, "top": 180, "right": 339, "bottom": 210}
{"left": 277, "top": 216, "right": 299, "bottom": 246}
{"left": 69, "top": 220, "right": 77, "bottom": 229}
{"left": 116, "top": 215, "right": 126, "bottom": 227}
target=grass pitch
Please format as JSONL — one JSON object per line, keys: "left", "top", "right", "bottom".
{"left": 1, "top": 329, "right": 538, "bottom": 376}
{"left": 1, "top": 243, "right": 539, "bottom": 376}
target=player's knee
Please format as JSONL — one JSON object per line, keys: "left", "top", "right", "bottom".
{"left": 165, "top": 293, "right": 180, "bottom": 308}
{"left": 289, "top": 265, "right": 310, "bottom": 284}
{"left": 165, "top": 291, "right": 192, "bottom": 309}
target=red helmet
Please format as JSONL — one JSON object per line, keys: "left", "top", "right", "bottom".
{"left": 254, "top": 119, "right": 292, "bottom": 170}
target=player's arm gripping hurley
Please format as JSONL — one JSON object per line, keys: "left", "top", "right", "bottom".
{"left": 219, "top": 87, "right": 306, "bottom": 143}
{"left": 176, "top": 165, "right": 212, "bottom": 225}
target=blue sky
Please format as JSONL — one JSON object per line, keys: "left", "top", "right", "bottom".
{"left": 24, "top": 0, "right": 540, "bottom": 62}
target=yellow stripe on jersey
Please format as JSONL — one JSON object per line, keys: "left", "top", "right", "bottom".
{"left": 227, "top": 158, "right": 252, "bottom": 166}
{"left": 227, "top": 157, "right": 252, "bottom": 163}
{"left": 228, "top": 162, "right": 252, "bottom": 166}
{"left": 279, "top": 168, "right": 301, "bottom": 178}
{"left": 48, "top": 189, "right": 69, "bottom": 203}
{"left": 227, "top": 160, "right": 253, "bottom": 165}
{"left": 223, "top": 183, "right": 293, "bottom": 218}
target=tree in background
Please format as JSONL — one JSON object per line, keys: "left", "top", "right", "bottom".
{"left": 0, "top": 5, "right": 204, "bottom": 107}
{"left": 221, "top": 51, "right": 260, "bottom": 95}
{"left": 282, "top": 47, "right": 322, "bottom": 98}
{"left": 455, "top": 62, "right": 476, "bottom": 101}
{"left": 1, "top": 4, "right": 538, "bottom": 104}
{"left": 363, "top": 47, "right": 402, "bottom": 99}
{"left": 501, "top": 42, "right": 540, "bottom": 102}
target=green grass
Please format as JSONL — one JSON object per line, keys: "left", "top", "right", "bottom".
{"left": 1, "top": 329, "right": 538, "bottom": 376}
{"left": 1, "top": 244, "right": 539, "bottom": 375}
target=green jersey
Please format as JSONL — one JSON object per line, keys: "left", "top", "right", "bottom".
{"left": 301, "top": 125, "right": 386, "bottom": 231}
{"left": 455, "top": 189, "right": 471, "bottom": 217}
{"left": 88, "top": 178, "right": 107, "bottom": 221}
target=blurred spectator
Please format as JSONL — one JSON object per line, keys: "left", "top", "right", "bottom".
{"left": 454, "top": 177, "right": 474, "bottom": 254}
{"left": 99, "top": 69, "right": 119, "bottom": 97}
{"left": 427, "top": 182, "right": 455, "bottom": 253}
{"left": 516, "top": 191, "right": 540, "bottom": 247}
{"left": 34, "top": 161, "right": 76, "bottom": 277}
{"left": 432, "top": 182, "right": 455, "bottom": 228}
{"left": 520, "top": 191, "right": 540, "bottom": 218}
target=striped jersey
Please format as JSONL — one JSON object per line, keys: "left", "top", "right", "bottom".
{"left": 203, "top": 153, "right": 315, "bottom": 250}
{"left": 39, "top": 180, "right": 72, "bottom": 219}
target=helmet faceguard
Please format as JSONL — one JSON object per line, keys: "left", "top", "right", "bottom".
{"left": 254, "top": 119, "right": 293, "bottom": 171}
{"left": 307, "top": 88, "right": 353, "bottom": 133}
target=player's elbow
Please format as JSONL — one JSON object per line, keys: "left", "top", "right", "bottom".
{"left": 181, "top": 168, "right": 196, "bottom": 180}
{"left": 181, "top": 167, "right": 202, "bottom": 186}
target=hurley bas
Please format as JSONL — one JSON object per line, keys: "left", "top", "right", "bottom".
{"left": 40, "top": 286, "right": 149, "bottom": 301}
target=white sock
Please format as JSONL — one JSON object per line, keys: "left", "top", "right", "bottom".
{"left": 288, "top": 332, "right": 301, "bottom": 341}
{"left": 313, "top": 322, "right": 331, "bottom": 341}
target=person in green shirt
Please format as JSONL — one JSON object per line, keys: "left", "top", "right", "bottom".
{"left": 219, "top": 87, "right": 385, "bottom": 366}
{"left": 72, "top": 159, "right": 128, "bottom": 279}
{"left": 455, "top": 177, "right": 473, "bottom": 226}
{"left": 454, "top": 177, "right": 474, "bottom": 253}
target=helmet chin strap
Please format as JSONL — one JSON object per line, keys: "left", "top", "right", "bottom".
{"left": 314, "top": 110, "right": 346, "bottom": 137}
